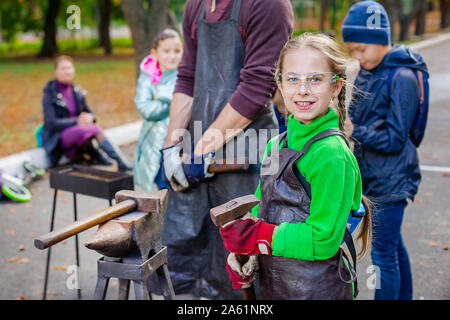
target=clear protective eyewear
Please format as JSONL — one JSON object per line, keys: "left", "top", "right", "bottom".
{"left": 279, "top": 72, "right": 340, "bottom": 94}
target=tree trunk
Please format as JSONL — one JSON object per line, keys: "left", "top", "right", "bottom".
{"left": 0, "top": 14, "right": 3, "bottom": 43}
{"left": 399, "top": 13, "right": 411, "bottom": 41}
{"left": 99, "top": 0, "right": 112, "bottom": 55}
{"left": 120, "top": 0, "right": 169, "bottom": 76}
{"left": 38, "top": 0, "right": 61, "bottom": 58}
{"left": 414, "top": 0, "right": 426, "bottom": 36}
{"left": 380, "top": 0, "right": 400, "bottom": 42}
{"left": 441, "top": 0, "right": 450, "bottom": 29}
{"left": 398, "top": 0, "right": 415, "bottom": 42}
{"left": 320, "top": 0, "right": 329, "bottom": 32}
{"left": 167, "top": 9, "right": 182, "bottom": 35}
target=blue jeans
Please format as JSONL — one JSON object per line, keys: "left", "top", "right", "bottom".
{"left": 371, "top": 200, "right": 413, "bottom": 300}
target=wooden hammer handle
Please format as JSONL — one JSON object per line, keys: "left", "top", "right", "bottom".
{"left": 235, "top": 254, "right": 257, "bottom": 300}
{"left": 210, "top": 194, "right": 260, "bottom": 300}
{"left": 34, "top": 199, "right": 136, "bottom": 250}
{"left": 207, "top": 157, "right": 249, "bottom": 173}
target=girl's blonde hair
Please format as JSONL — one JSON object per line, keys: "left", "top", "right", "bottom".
{"left": 275, "top": 32, "right": 372, "bottom": 258}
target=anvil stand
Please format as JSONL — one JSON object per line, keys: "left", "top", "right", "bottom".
{"left": 42, "top": 165, "right": 134, "bottom": 300}
{"left": 43, "top": 190, "right": 112, "bottom": 300}
{"left": 93, "top": 247, "right": 175, "bottom": 300}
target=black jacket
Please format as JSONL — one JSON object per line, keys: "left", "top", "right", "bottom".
{"left": 41, "top": 79, "right": 94, "bottom": 167}
{"left": 349, "top": 45, "right": 428, "bottom": 203}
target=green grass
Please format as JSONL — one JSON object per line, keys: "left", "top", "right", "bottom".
{"left": 0, "top": 53, "right": 139, "bottom": 157}
{"left": 0, "top": 37, "right": 134, "bottom": 57}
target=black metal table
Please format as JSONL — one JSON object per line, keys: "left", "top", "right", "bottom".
{"left": 42, "top": 165, "right": 134, "bottom": 300}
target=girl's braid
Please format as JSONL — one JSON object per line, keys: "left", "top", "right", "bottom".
{"left": 336, "top": 73, "right": 347, "bottom": 133}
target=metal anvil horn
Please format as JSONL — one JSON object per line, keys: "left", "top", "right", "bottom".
{"left": 84, "top": 189, "right": 168, "bottom": 261}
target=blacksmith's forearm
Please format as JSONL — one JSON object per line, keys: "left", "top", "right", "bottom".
{"left": 195, "top": 103, "right": 252, "bottom": 154}
{"left": 164, "top": 92, "right": 194, "bottom": 148}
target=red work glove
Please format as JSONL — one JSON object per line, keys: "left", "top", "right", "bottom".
{"left": 219, "top": 213, "right": 276, "bottom": 256}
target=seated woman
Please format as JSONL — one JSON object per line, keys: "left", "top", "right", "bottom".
{"left": 41, "top": 55, "right": 131, "bottom": 171}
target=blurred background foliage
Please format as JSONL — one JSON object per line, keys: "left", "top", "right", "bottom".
{"left": 0, "top": 0, "right": 448, "bottom": 157}
{"left": 0, "top": 0, "right": 448, "bottom": 56}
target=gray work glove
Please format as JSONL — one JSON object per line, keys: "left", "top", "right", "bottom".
{"left": 227, "top": 253, "right": 259, "bottom": 289}
{"left": 161, "top": 144, "right": 189, "bottom": 192}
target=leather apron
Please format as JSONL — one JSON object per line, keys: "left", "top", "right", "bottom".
{"left": 160, "top": 0, "right": 277, "bottom": 299}
{"left": 257, "top": 131, "right": 354, "bottom": 300}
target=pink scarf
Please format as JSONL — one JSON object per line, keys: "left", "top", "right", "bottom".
{"left": 142, "top": 54, "right": 162, "bottom": 85}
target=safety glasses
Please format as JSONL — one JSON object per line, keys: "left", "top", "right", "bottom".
{"left": 278, "top": 72, "right": 340, "bottom": 94}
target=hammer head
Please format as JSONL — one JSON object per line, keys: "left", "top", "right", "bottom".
{"left": 115, "top": 189, "right": 168, "bottom": 213}
{"left": 210, "top": 194, "right": 260, "bottom": 226}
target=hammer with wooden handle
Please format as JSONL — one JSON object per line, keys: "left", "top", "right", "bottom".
{"left": 34, "top": 190, "right": 166, "bottom": 250}
{"left": 210, "top": 194, "right": 260, "bottom": 300}
{"left": 207, "top": 157, "right": 249, "bottom": 173}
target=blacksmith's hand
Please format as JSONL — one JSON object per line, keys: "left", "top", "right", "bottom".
{"left": 226, "top": 253, "right": 259, "bottom": 289}
{"left": 220, "top": 212, "right": 278, "bottom": 256}
{"left": 181, "top": 142, "right": 215, "bottom": 184}
{"left": 160, "top": 144, "right": 189, "bottom": 192}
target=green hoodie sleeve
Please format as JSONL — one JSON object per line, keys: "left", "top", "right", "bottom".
{"left": 272, "top": 136, "right": 361, "bottom": 261}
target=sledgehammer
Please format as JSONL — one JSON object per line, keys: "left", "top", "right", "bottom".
{"left": 210, "top": 194, "right": 260, "bottom": 300}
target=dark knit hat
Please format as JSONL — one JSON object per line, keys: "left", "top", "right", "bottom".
{"left": 342, "top": 1, "right": 391, "bottom": 45}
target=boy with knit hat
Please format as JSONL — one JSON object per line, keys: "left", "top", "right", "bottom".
{"left": 342, "top": 1, "right": 429, "bottom": 300}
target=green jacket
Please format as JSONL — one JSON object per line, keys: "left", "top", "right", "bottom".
{"left": 133, "top": 59, "right": 177, "bottom": 192}
{"left": 252, "top": 108, "right": 363, "bottom": 261}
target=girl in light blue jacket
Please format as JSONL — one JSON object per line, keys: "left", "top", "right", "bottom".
{"left": 134, "top": 29, "right": 182, "bottom": 192}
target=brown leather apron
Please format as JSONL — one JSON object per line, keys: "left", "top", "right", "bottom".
{"left": 257, "top": 130, "right": 355, "bottom": 300}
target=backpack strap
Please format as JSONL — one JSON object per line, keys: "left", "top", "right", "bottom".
{"left": 298, "top": 128, "right": 348, "bottom": 156}
{"left": 417, "top": 70, "right": 425, "bottom": 104}
{"left": 283, "top": 128, "right": 349, "bottom": 199}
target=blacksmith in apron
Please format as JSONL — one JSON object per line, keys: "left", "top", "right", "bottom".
{"left": 156, "top": 0, "right": 293, "bottom": 299}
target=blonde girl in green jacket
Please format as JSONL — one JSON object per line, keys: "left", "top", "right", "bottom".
{"left": 219, "top": 33, "right": 372, "bottom": 299}
{"left": 134, "top": 29, "right": 182, "bottom": 192}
